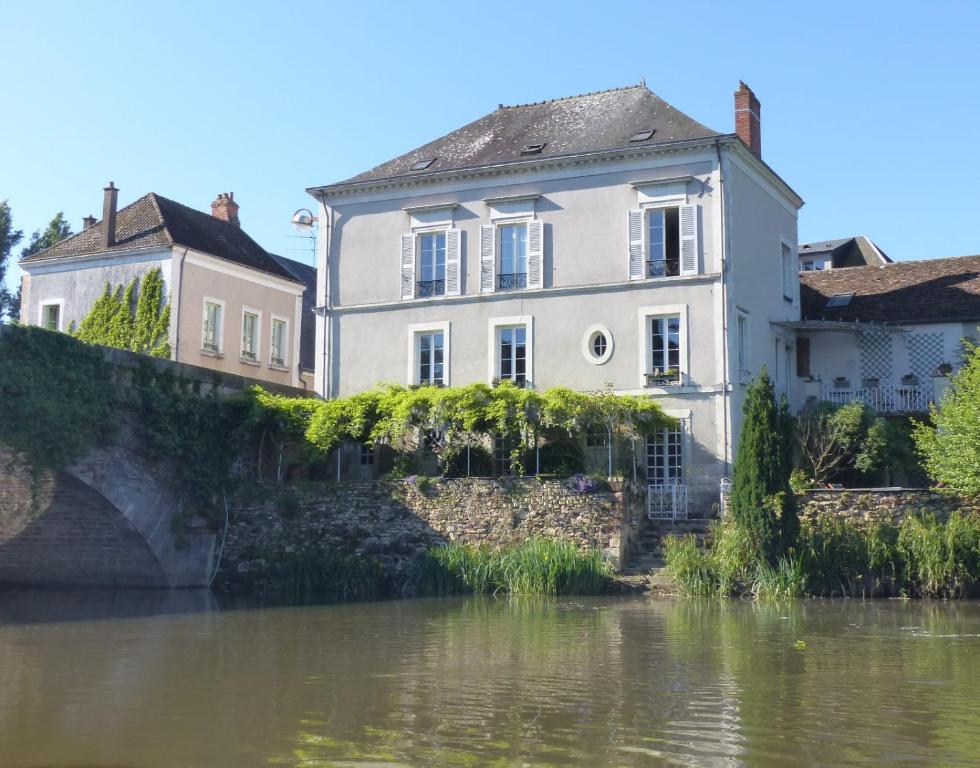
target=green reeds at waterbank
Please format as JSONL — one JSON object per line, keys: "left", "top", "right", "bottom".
{"left": 410, "top": 538, "right": 611, "bottom": 596}
{"left": 268, "top": 550, "right": 388, "bottom": 602}
{"left": 664, "top": 511, "right": 980, "bottom": 599}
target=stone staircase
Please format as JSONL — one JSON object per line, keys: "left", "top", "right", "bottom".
{"left": 621, "top": 517, "right": 713, "bottom": 581}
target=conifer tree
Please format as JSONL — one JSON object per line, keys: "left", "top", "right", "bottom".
{"left": 731, "top": 369, "right": 794, "bottom": 558}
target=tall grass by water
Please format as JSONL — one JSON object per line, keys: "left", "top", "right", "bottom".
{"left": 665, "top": 511, "right": 980, "bottom": 599}
{"left": 410, "top": 538, "right": 610, "bottom": 596}
{"left": 268, "top": 550, "right": 387, "bottom": 602}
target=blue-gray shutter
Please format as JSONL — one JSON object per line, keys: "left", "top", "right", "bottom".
{"left": 526, "top": 220, "right": 543, "bottom": 289}
{"left": 628, "top": 209, "right": 644, "bottom": 280}
{"left": 400, "top": 233, "right": 415, "bottom": 300}
{"left": 679, "top": 204, "right": 699, "bottom": 276}
{"left": 480, "top": 224, "right": 496, "bottom": 293}
{"left": 445, "top": 228, "right": 461, "bottom": 296}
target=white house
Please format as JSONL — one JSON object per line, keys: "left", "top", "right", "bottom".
{"left": 792, "top": 254, "right": 980, "bottom": 414}
{"left": 308, "top": 82, "right": 804, "bottom": 516}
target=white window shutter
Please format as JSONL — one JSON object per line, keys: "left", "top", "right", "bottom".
{"left": 526, "top": 220, "right": 543, "bottom": 289}
{"left": 400, "top": 233, "right": 415, "bottom": 300}
{"left": 679, "top": 204, "right": 699, "bottom": 275}
{"left": 445, "top": 228, "right": 461, "bottom": 296}
{"left": 480, "top": 224, "right": 496, "bottom": 293}
{"left": 628, "top": 209, "right": 644, "bottom": 280}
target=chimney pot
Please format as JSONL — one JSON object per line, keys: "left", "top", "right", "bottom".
{"left": 83, "top": 215, "right": 97, "bottom": 231}
{"left": 101, "top": 182, "right": 119, "bottom": 249}
{"left": 211, "top": 192, "right": 240, "bottom": 227}
{"left": 734, "top": 81, "right": 762, "bottom": 159}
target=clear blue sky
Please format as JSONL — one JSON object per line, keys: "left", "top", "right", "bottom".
{"left": 4, "top": 0, "right": 979, "bottom": 295}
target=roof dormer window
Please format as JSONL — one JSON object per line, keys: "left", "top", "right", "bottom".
{"left": 520, "top": 143, "right": 546, "bottom": 155}
{"left": 411, "top": 158, "right": 436, "bottom": 171}
{"left": 630, "top": 129, "right": 655, "bottom": 142}
{"left": 825, "top": 292, "right": 855, "bottom": 309}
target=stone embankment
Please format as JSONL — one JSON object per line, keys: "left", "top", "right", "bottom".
{"left": 799, "top": 488, "right": 978, "bottom": 526}
{"left": 216, "top": 477, "right": 646, "bottom": 590}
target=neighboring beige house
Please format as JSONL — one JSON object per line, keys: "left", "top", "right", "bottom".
{"left": 792, "top": 254, "right": 980, "bottom": 415}
{"left": 19, "top": 184, "right": 312, "bottom": 388}
{"left": 308, "top": 82, "right": 804, "bottom": 516}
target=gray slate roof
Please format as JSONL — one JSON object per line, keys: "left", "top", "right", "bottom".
{"left": 327, "top": 84, "right": 721, "bottom": 188}
{"left": 21, "top": 192, "right": 302, "bottom": 284}
{"left": 799, "top": 235, "right": 891, "bottom": 268}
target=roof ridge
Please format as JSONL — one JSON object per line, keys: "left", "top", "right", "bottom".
{"left": 146, "top": 193, "right": 175, "bottom": 247}
{"left": 498, "top": 82, "right": 646, "bottom": 110}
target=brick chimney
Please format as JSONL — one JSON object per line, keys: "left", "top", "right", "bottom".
{"left": 734, "top": 81, "right": 761, "bottom": 158}
{"left": 211, "top": 192, "right": 240, "bottom": 227}
{"left": 82, "top": 215, "right": 96, "bottom": 231}
{"left": 101, "top": 182, "right": 118, "bottom": 249}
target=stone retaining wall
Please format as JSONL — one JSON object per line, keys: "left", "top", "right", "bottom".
{"left": 800, "top": 488, "right": 978, "bottom": 527}
{"left": 216, "top": 477, "right": 645, "bottom": 591}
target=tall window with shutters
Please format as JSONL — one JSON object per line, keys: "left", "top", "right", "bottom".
{"left": 629, "top": 205, "right": 699, "bottom": 280}
{"left": 401, "top": 228, "right": 460, "bottom": 299}
{"left": 417, "top": 232, "right": 446, "bottom": 297}
{"left": 480, "top": 220, "right": 543, "bottom": 293}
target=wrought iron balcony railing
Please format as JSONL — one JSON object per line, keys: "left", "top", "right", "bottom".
{"left": 416, "top": 279, "right": 445, "bottom": 298}
{"left": 497, "top": 272, "right": 527, "bottom": 290}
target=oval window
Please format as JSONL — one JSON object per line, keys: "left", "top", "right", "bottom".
{"left": 581, "top": 324, "right": 613, "bottom": 365}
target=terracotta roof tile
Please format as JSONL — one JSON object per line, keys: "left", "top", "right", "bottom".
{"left": 800, "top": 255, "right": 980, "bottom": 324}
{"left": 20, "top": 193, "right": 302, "bottom": 284}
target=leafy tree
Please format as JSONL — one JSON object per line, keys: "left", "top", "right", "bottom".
{"left": 796, "top": 401, "right": 889, "bottom": 485}
{"left": 0, "top": 200, "right": 23, "bottom": 321}
{"left": 913, "top": 340, "right": 980, "bottom": 499}
{"left": 75, "top": 269, "right": 171, "bottom": 357}
{"left": 731, "top": 370, "right": 795, "bottom": 558}
{"left": 20, "top": 212, "right": 73, "bottom": 260}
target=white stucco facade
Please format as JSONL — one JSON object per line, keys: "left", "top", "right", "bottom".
{"left": 311, "top": 135, "right": 802, "bottom": 514}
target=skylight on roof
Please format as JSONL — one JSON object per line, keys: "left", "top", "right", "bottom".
{"left": 520, "top": 143, "right": 547, "bottom": 155}
{"left": 411, "top": 158, "right": 436, "bottom": 171}
{"left": 630, "top": 129, "right": 655, "bottom": 142}
{"left": 825, "top": 292, "right": 855, "bottom": 309}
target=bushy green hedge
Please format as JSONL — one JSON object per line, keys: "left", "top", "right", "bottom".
{"left": 409, "top": 538, "right": 610, "bottom": 596}
{"left": 665, "top": 512, "right": 980, "bottom": 599}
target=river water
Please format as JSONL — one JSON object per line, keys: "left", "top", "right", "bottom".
{"left": 0, "top": 591, "right": 978, "bottom": 767}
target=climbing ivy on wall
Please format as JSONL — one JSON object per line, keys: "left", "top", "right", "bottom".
{"left": 0, "top": 324, "right": 118, "bottom": 469}
{"left": 246, "top": 381, "right": 672, "bottom": 476}
{"left": 74, "top": 268, "right": 171, "bottom": 357}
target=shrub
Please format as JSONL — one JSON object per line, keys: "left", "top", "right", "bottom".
{"left": 913, "top": 341, "right": 980, "bottom": 498}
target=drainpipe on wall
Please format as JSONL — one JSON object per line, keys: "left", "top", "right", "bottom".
{"left": 715, "top": 138, "right": 732, "bottom": 476}
{"left": 317, "top": 197, "right": 334, "bottom": 399}
{"left": 172, "top": 247, "right": 188, "bottom": 362}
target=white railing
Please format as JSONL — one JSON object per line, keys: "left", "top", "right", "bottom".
{"left": 648, "top": 483, "right": 688, "bottom": 521}
{"left": 821, "top": 384, "right": 931, "bottom": 413}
